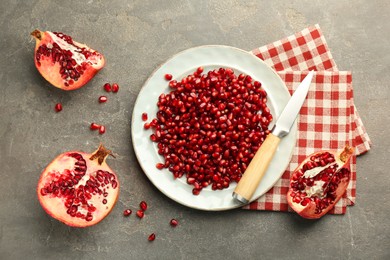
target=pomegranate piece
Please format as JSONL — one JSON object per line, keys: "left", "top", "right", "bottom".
{"left": 31, "top": 30, "right": 105, "bottom": 91}
{"left": 287, "top": 145, "right": 354, "bottom": 219}
{"left": 98, "top": 96, "right": 108, "bottom": 103}
{"left": 164, "top": 74, "right": 173, "bottom": 81}
{"left": 148, "top": 233, "right": 156, "bottom": 241}
{"left": 103, "top": 83, "right": 112, "bottom": 92}
{"left": 140, "top": 201, "right": 148, "bottom": 211}
{"left": 123, "top": 209, "right": 132, "bottom": 216}
{"left": 136, "top": 210, "right": 144, "bottom": 219}
{"left": 147, "top": 67, "right": 272, "bottom": 194}
{"left": 111, "top": 83, "right": 119, "bottom": 93}
{"left": 170, "top": 218, "right": 178, "bottom": 227}
{"left": 55, "top": 103, "right": 63, "bottom": 112}
{"left": 37, "top": 144, "right": 119, "bottom": 227}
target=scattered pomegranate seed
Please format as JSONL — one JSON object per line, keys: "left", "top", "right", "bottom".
{"left": 90, "top": 123, "right": 100, "bottom": 130}
{"left": 123, "top": 209, "right": 132, "bottom": 216}
{"left": 142, "top": 113, "right": 148, "bottom": 121}
{"left": 164, "top": 74, "right": 173, "bottom": 81}
{"left": 103, "top": 83, "right": 111, "bottom": 92}
{"left": 136, "top": 210, "right": 144, "bottom": 219}
{"left": 99, "top": 125, "right": 106, "bottom": 134}
{"left": 170, "top": 219, "right": 178, "bottom": 227}
{"left": 99, "top": 96, "right": 108, "bottom": 103}
{"left": 112, "top": 83, "right": 119, "bottom": 93}
{"left": 148, "top": 233, "right": 156, "bottom": 241}
{"left": 140, "top": 201, "right": 148, "bottom": 211}
{"left": 55, "top": 103, "right": 62, "bottom": 112}
{"left": 156, "top": 163, "right": 164, "bottom": 169}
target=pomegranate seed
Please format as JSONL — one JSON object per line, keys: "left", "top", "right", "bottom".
{"left": 170, "top": 218, "right": 178, "bottom": 227}
{"left": 99, "top": 125, "right": 106, "bottom": 134}
{"left": 123, "top": 209, "right": 132, "bottom": 216}
{"left": 99, "top": 96, "right": 108, "bottom": 103}
{"left": 148, "top": 233, "right": 156, "bottom": 241}
{"left": 112, "top": 83, "right": 119, "bottom": 93}
{"left": 90, "top": 123, "right": 100, "bottom": 130}
{"left": 142, "top": 113, "right": 148, "bottom": 121}
{"left": 156, "top": 163, "right": 164, "bottom": 169}
{"left": 136, "top": 210, "right": 144, "bottom": 219}
{"left": 140, "top": 201, "right": 148, "bottom": 211}
{"left": 165, "top": 74, "right": 173, "bottom": 81}
{"left": 103, "top": 83, "right": 111, "bottom": 92}
{"left": 55, "top": 103, "right": 62, "bottom": 112}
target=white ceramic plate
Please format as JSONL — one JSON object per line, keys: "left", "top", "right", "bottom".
{"left": 131, "top": 45, "right": 296, "bottom": 211}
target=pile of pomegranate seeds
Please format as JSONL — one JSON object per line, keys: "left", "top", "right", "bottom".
{"left": 145, "top": 67, "right": 272, "bottom": 195}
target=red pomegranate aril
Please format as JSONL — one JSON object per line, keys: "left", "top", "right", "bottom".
{"left": 103, "top": 83, "right": 111, "bottom": 92}
{"left": 165, "top": 74, "right": 173, "bottom": 81}
{"left": 170, "top": 218, "right": 178, "bottom": 227}
{"left": 148, "top": 233, "right": 156, "bottom": 241}
{"left": 90, "top": 123, "right": 100, "bottom": 130}
{"left": 136, "top": 210, "right": 144, "bottom": 219}
{"left": 99, "top": 125, "right": 106, "bottom": 134}
{"left": 142, "top": 113, "right": 148, "bottom": 121}
{"left": 99, "top": 96, "right": 107, "bottom": 103}
{"left": 123, "top": 209, "right": 132, "bottom": 216}
{"left": 156, "top": 163, "right": 164, "bottom": 169}
{"left": 55, "top": 103, "right": 62, "bottom": 112}
{"left": 140, "top": 201, "right": 148, "bottom": 211}
{"left": 112, "top": 83, "right": 119, "bottom": 93}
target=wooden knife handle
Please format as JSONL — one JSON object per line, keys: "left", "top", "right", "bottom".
{"left": 233, "top": 133, "right": 281, "bottom": 203}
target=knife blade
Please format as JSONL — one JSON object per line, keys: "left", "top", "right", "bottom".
{"left": 233, "top": 71, "right": 314, "bottom": 204}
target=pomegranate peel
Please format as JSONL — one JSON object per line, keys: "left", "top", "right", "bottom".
{"left": 287, "top": 145, "right": 354, "bottom": 219}
{"left": 37, "top": 144, "right": 119, "bottom": 227}
{"left": 31, "top": 29, "right": 105, "bottom": 91}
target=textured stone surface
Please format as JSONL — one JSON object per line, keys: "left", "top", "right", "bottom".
{"left": 0, "top": 0, "right": 389, "bottom": 259}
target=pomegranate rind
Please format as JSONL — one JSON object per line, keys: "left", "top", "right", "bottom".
{"left": 37, "top": 149, "right": 119, "bottom": 227}
{"left": 287, "top": 145, "right": 354, "bottom": 219}
{"left": 31, "top": 30, "right": 105, "bottom": 91}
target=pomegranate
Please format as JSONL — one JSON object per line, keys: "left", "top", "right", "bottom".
{"left": 37, "top": 144, "right": 119, "bottom": 227}
{"left": 148, "top": 233, "right": 156, "bottom": 241}
{"left": 31, "top": 30, "right": 105, "bottom": 90}
{"left": 287, "top": 145, "right": 354, "bottom": 219}
{"left": 147, "top": 67, "right": 272, "bottom": 195}
{"left": 111, "top": 83, "right": 119, "bottom": 93}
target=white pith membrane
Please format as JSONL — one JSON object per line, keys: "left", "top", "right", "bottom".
{"left": 38, "top": 152, "right": 118, "bottom": 226}
{"left": 47, "top": 31, "right": 102, "bottom": 67}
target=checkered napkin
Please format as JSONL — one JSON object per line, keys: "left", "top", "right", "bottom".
{"left": 243, "top": 24, "right": 372, "bottom": 214}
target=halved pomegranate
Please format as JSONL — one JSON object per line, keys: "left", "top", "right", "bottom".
{"left": 31, "top": 29, "right": 105, "bottom": 90}
{"left": 37, "top": 144, "right": 119, "bottom": 227}
{"left": 287, "top": 145, "right": 354, "bottom": 219}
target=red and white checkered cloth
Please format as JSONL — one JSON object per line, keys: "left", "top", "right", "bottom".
{"left": 244, "top": 24, "right": 372, "bottom": 214}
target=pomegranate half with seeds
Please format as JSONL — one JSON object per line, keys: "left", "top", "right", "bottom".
{"left": 37, "top": 144, "right": 119, "bottom": 227}
{"left": 287, "top": 145, "right": 354, "bottom": 219}
{"left": 31, "top": 29, "right": 105, "bottom": 90}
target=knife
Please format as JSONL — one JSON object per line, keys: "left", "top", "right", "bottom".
{"left": 233, "top": 71, "right": 314, "bottom": 204}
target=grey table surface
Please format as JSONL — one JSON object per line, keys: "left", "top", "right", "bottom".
{"left": 0, "top": 0, "right": 389, "bottom": 259}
